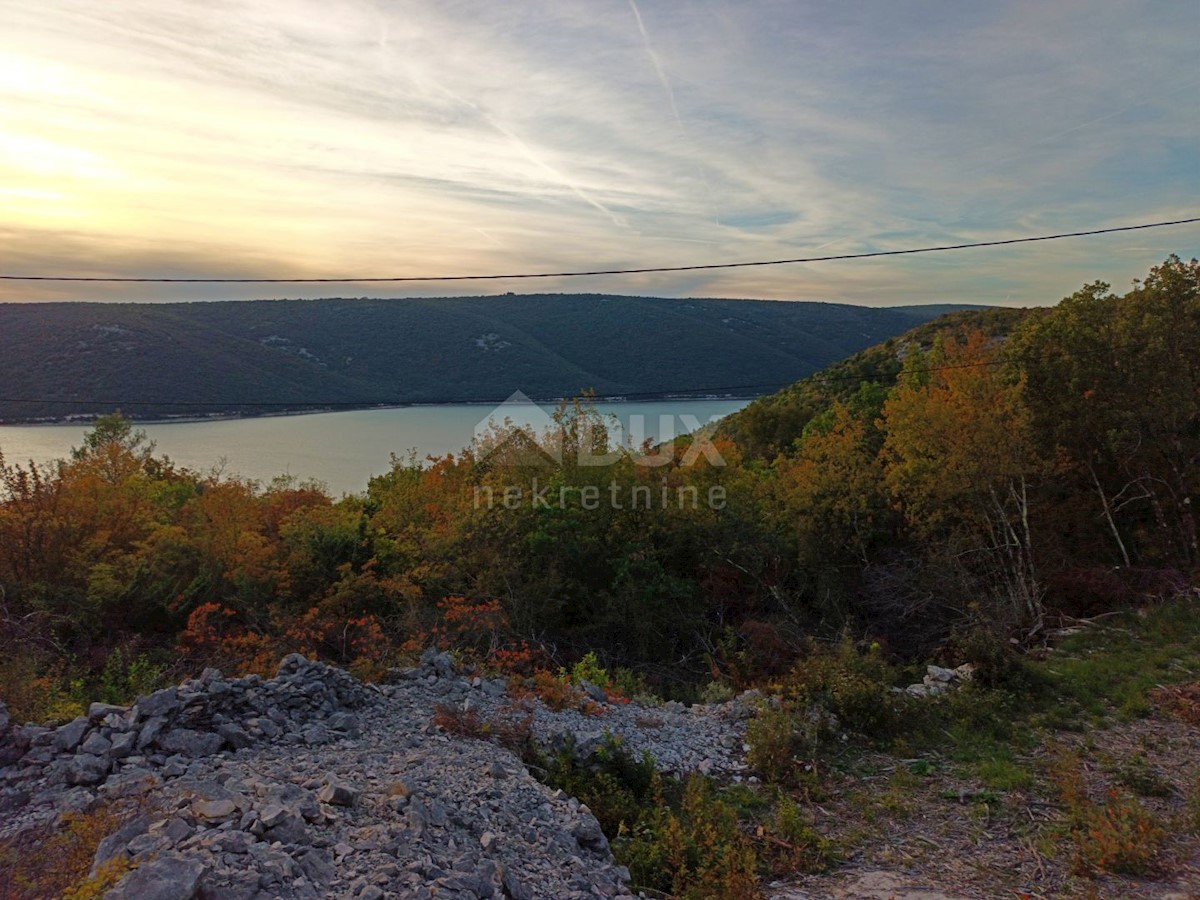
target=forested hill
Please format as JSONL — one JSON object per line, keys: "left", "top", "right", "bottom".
{"left": 719, "top": 306, "right": 1036, "bottom": 458}
{"left": 0, "top": 295, "right": 977, "bottom": 422}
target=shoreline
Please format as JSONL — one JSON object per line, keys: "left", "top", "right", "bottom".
{"left": 0, "top": 394, "right": 761, "bottom": 427}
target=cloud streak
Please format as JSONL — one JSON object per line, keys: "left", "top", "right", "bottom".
{"left": 0, "top": 0, "right": 1196, "bottom": 305}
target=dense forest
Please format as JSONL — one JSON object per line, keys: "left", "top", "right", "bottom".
{"left": 0, "top": 257, "right": 1196, "bottom": 721}
{"left": 0, "top": 295, "right": 968, "bottom": 421}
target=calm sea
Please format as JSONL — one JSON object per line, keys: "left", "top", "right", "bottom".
{"left": 0, "top": 399, "right": 749, "bottom": 497}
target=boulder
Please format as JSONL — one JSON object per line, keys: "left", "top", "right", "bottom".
{"left": 110, "top": 731, "right": 138, "bottom": 759}
{"left": 67, "top": 753, "right": 110, "bottom": 785}
{"left": 80, "top": 731, "right": 112, "bottom": 756}
{"left": 317, "top": 780, "right": 358, "bottom": 807}
{"left": 0, "top": 722, "right": 31, "bottom": 767}
{"left": 88, "top": 702, "right": 127, "bottom": 721}
{"left": 217, "top": 723, "right": 253, "bottom": 750}
{"left": 159, "top": 729, "right": 223, "bottom": 758}
{"left": 105, "top": 854, "right": 205, "bottom": 900}
{"left": 136, "top": 688, "right": 179, "bottom": 719}
{"left": 91, "top": 813, "right": 152, "bottom": 876}
{"left": 192, "top": 798, "right": 238, "bottom": 821}
{"left": 137, "top": 715, "right": 168, "bottom": 750}
{"left": 579, "top": 680, "right": 608, "bottom": 703}
{"left": 925, "top": 665, "right": 958, "bottom": 684}
{"left": 53, "top": 717, "right": 90, "bottom": 753}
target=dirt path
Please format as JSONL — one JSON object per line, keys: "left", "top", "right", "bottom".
{"left": 764, "top": 710, "right": 1200, "bottom": 899}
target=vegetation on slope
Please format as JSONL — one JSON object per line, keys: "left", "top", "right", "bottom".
{"left": 0, "top": 255, "right": 1198, "bottom": 896}
{"left": 0, "top": 295, "right": 968, "bottom": 421}
{"left": 0, "top": 256, "right": 1195, "bottom": 715}
{"left": 719, "top": 306, "right": 1035, "bottom": 459}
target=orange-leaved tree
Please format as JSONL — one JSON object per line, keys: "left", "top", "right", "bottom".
{"left": 881, "top": 329, "right": 1044, "bottom": 628}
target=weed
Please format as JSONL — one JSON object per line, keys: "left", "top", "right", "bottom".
{"left": 766, "top": 794, "right": 840, "bottom": 874}
{"left": 700, "top": 680, "right": 735, "bottom": 704}
{"left": 0, "top": 652, "right": 86, "bottom": 724}
{"left": 60, "top": 855, "right": 136, "bottom": 900}
{"left": 1186, "top": 777, "right": 1200, "bottom": 834}
{"left": 534, "top": 734, "right": 761, "bottom": 899}
{"left": 1047, "top": 603, "right": 1200, "bottom": 723}
{"left": 974, "top": 757, "right": 1033, "bottom": 791}
{"left": 746, "top": 706, "right": 800, "bottom": 785}
{"left": 1149, "top": 681, "right": 1200, "bottom": 726}
{"left": 719, "top": 783, "right": 771, "bottom": 819}
{"left": 1113, "top": 754, "right": 1173, "bottom": 798}
{"left": 1049, "top": 748, "right": 1166, "bottom": 876}
{"left": 0, "top": 796, "right": 151, "bottom": 899}
{"left": 98, "top": 648, "right": 167, "bottom": 706}
{"left": 568, "top": 651, "right": 610, "bottom": 691}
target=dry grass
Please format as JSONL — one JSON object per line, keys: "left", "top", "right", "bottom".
{"left": 0, "top": 795, "right": 152, "bottom": 900}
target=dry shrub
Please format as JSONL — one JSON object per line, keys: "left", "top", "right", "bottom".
{"left": 486, "top": 709, "right": 535, "bottom": 757}
{"left": 430, "top": 703, "right": 535, "bottom": 759}
{"left": 1049, "top": 748, "right": 1166, "bottom": 877}
{"left": 1045, "top": 567, "right": 1137, "bottom": 618}
{"left": 736, "top": 619, "right": 799, "bottom": 681}
{"left": 508, "top": 669, "right": 584, "bottom": 712}
{"left": 1149, "top": 681, "right": 1200, "bottom": 726}
{"left": 431, "top": 703, "right": 486, "bottom": 738}
{"left": 1073, "top": 788, "right": 1166, "bottom": 876}
{"left": 0, "top": 795, "right": 150, "bottom": 900}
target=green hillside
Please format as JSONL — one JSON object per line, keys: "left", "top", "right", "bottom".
{"left": 719, "top": 306, "right": 1037, "bottom": 458}
{"left": 0, "top": 295, "right": 978, "bottom": 421}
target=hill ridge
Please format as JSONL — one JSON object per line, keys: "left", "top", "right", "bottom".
{"left": 0, "top": 295, "right": 983, "bottom": 422}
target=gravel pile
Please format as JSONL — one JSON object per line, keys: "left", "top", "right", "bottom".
{"left": 0, "top": 651, "right": 756, "bottom": 898}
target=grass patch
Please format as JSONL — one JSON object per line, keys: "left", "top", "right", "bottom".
{"left": 974, "top": 756, "right": 1034, "bottom": 792}
{"left": 1112, "top": 754, "right": 1173, "bottom": 798}
{"left": 1043, "top": 601, "right": 1200, "bottom": 723}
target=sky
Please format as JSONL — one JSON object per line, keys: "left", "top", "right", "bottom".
{"left": 1, "top": 0, "right": 1197, "bottom": 306}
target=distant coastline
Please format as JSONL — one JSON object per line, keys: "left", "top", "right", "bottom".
{"left": 0, "top": 392, "right": 765, "bottom": 427}
{"left": 0, "top": 294, "right": 974, "bottom": 425}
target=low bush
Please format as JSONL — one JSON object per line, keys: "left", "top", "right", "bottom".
{"left": 783, "top": 637, "right": 901, "bottom": 739}
{"left": 534, "top": 734, "right": 761, "bottom": 898}
{"left": 0, "top": 797, "right": 150, "bottom": 899}
{"left": 746, "top": 706, "right": 802, "bottom": 785}
{"left": 1050, "top": 749, "right": 1166, "bottom": 877}
{"left": 618, "top": 775, "right": 760, "bottom": 900}
{"left": 767, "top": 793, "right": 840, "bottom": 874}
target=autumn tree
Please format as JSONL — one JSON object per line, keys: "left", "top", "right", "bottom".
{"left": 777, "top": 401, "right": 889, "bottom": 568}
{"left": 881, "top": 330, "right": 1044, "bottom": 628}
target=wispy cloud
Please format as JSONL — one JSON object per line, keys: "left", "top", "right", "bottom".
{"left": 0, "top": 0, "right": 1196, "bottom": 305}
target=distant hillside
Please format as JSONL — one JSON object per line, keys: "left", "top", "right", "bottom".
{"left": 0, "top": 295, "right": 981, "bottom": 422}
{"left": 719, "top": 306, "right": 1038, "bottom": 458}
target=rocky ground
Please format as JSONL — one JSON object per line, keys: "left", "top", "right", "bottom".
{"left": 0, "top": 651, "right": 752, "bottom": 899}
{"left": 4, "top": 647, "right": 1199, "bottom": 899}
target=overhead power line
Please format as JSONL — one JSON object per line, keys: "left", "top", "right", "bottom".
{"left": 1, "top": 217, "right": 1197, "bottom": 284}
